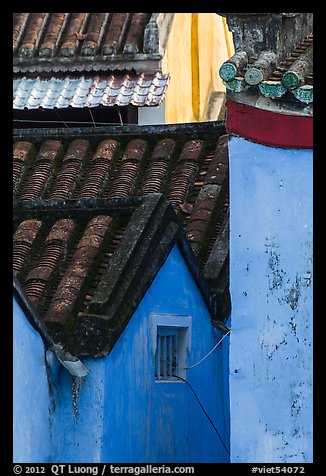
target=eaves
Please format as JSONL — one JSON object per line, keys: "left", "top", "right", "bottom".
{"left": 13, "top": 55, "right": 162, "bottom": 75}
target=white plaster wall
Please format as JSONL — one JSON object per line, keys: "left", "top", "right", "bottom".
{"left": 138, "top": 104, "right": 165, "bottom": 125}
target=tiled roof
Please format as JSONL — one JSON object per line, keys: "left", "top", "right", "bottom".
{"left": 13, "top": 13, "right": 163, "bottom": 73}
{"left": 13, "top": 122, "right": 230, "bottom": 353}
{"left": 220, "top": 32, "right": 313, "bottom": 105}
{"left": 13, "top": 194, "right": 221, "bottom": 356}
{"left": 13, "top": 123, "right": 229, "bottom": 264}
{"left": 13, "top": 73, "right": 169, "bottom": 109}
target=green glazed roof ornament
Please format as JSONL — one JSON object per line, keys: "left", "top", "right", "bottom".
{"left": 259, "top": 81, "right": 287, "bottom": 99}
{"left": 282, "top": 71, "right": 300, "bottom": 90}
{"left": 223, "top": 77, "right": 248, "bottom": 93}
{"left": 219, "top": 62, "right": 237, "bottom": 81}
{"left": 292, "top": 85, "right": 313, "bottom": 104}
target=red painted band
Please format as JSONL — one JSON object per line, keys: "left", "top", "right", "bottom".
{"left": 225, "top": 99, "right": 313, "bottom": 149}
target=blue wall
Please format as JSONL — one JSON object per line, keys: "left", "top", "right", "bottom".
{"left": 13, "top": 297, "right": 53, "bottom": 462}
{"left": 228, "top": 137, "right": 313, "bottom": 462}
{"left": 50, "top": 245, "right": 230, "bottom": 463}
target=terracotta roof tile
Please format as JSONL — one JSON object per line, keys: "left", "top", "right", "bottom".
{"left": 59, "top": 13, "right": 88, "bottom": 57}
{"left": 13, "top": 13, "right": 156, "bottom": 73}
{"left": 108, "top": 139, "right": 148, "bottom": 199}
{"left": 13, "top": 141, "right": 33, "bottom": 191}
{"left": 123, "top": 13, "right": 149, "bottom": 54}
{"left": 81, "top": 13, "right": 108, "bottom": 56}
{"left": 13, "top": 219, "right": 43, "bottom": 276}
{"left": 44, "top": 215, "right": 113, "bottom": 326}
{"left": 13, "top": 126, "right": 229, "bottom": 266}
{"left": 166, "top": 140, "right": 204, "bottom": 208}
{"left": 179, "top": 140, "right": 203, "bottom": 161}
{"left": 13, "top": 13, "right": 170, "bottom": 108}
{"left": 23, "top": 219, "right": 76, "bottom": 303}
{"left": 77, "top": 139, "right": 118, "bottom": 199}
{"left": 17, "top": 140, "right": 62, "bottom": 200}
{"left": 102, "top": 13, "right": 129, "bottom": 55}
{"left": 18, "top": 13, "right": 48, "bottom": 57}
{"left": 48, "top": 139, "right": 90, "bottom": 200}
{"left": 138, "top": 138, "right": 176, "bottom": 194}
{"left": 185, "top": 135, "right": 229, "bottom": 257}
{"left": 38, "top": 13, "right": 67, "bottom": 57}
{"left": 13, "top": 123, "right": 230, "bottom": 343}
{"left": 13, "top": 13, "right": 29, "bottom": 52}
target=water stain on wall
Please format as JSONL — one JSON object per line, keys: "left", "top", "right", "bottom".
{"left": 285, "top": 277, "right": 301, "bottom": 310}
{"left": 265, "top": 238, "right": 286, "bottom": 292}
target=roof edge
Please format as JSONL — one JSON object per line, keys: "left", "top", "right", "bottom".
{"left": 13, "top": 276, "right": 54, "bottom": 348}
{"left": 226, "top": 89, "right": 312, "bottom": 118}
{"left": 14, "top": 277, "right": 91, "bottom": 377}
{"left": 13, "top": 120, "right": 227, "bottom": 142}
{"left": 13, "top": 56, "right": 162, "bottom": 74}
{"left": 65, "top": 194, "right": 226, "bottom": 357}
{"left": 225, "top": 99, "right": 313, "bottom": 149}
{"left": 14, "top": 194, "right": 227, "bottom": 358}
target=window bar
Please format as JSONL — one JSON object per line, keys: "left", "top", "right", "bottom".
{"left": 156, "top": 330, "right": 180, "bottom": 381}
{"left": 172, "top": 334, "right": 177, "bottom": 377}
{"left": 161, "top": 335, "right": 167, "bottom": 379}
{"left": 156, "top": 334, "right": 161, "bottom": 379}
{"left": 167, "top": 335, "right": 172, "bottom": 377}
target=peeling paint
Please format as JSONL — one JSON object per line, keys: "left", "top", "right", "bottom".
{"left": 265, "top": 239, "right": 307, "bottom": 314}
{"left": 229, "top": 137, "right": 313, "bottom": 463}
{"left": 289, "top": 315, "right": 297, "bottom": 335}
{"left": 291, "top": 393, "right": 303, "bottom": 417}
{"left": 265, "top": 239, "right": 286, "bottom": 292}
{"left": 302, "top": 272, "right": 312, "bottom": 287}
{"left": 72, "top": 376, "right": 82, "bottom": 425}
{"left": 285, "top": 277, "right": 301, "bottom": 310}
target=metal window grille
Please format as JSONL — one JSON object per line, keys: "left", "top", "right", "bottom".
{"left": 155, "top": 328, "right": 178, "bottom": 380}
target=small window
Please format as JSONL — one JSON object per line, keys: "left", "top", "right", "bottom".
{"left": 155, "top": 327, "right": 178, "bottom": 381}
{"left": 152, "top": 314, "right": 191, "bottom": 382}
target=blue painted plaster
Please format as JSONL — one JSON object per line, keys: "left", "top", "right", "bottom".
{"left": 50, "top": 245, "right": 230, "bottom": 463}
{"left": 228, "top": 136, "right": 313, "bottom": 463}
{"left": 13, "top": 297, "right": 53, "bottom": 462}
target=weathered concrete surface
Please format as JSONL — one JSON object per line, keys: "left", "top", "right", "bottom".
{"left": 220, "top": 13, "right": 313, "bottom": 59}
{"left": 229, "top": 136, "right": 313, "bottom": 462}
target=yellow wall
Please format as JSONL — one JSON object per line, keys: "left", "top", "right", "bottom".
{"left": 161, "top": 14, "right": 193, "bottom": 124}
{"left": 162, "top": 13, "right": 234, "bottom": 124}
